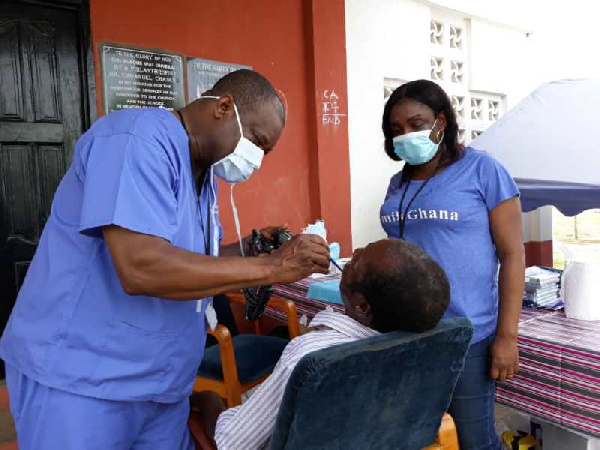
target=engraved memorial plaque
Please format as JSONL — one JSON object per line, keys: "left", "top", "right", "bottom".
{"left": 101, "top": 44, "right": 185, "bottom": 113}
{"left": 187, "top": 57, "right": 251, "bottom": 101}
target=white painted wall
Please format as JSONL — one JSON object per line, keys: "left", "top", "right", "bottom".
{"left": 345, "top": 0, "right": 431, "bottom": 248}
{"left": 469, "top": 19, "right": 533, "bottom": 107}
{"left": 345, "top": 0, "right": 532, "bottom": 248}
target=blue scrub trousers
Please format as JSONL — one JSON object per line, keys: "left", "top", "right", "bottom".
{"left": 448, "top": 334, "right": 502, "bottom": 450}
{"left": 6, "top": 365, "right": 194, "bottom": 450}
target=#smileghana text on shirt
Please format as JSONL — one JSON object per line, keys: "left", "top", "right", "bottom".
{"left": 380, "top": 208, "right": 460, "bottom": 224}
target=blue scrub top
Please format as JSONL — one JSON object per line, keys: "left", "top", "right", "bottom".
{"left": 380, "top": 148, "right": 519, "bottom": 344}
{"left": 0, "top": 108, "right": 222, "bottom": 403}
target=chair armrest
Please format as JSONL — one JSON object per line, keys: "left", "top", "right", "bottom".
{"left": 207, "top": 323, "right": 232, "bottom": 342}
{"left": 226, "top": 292, "right": 300, "bottom": 339}
{"left": 207, "top": 324, "right": 240, "bottom": 388}
{"left": 265, "top": 296, "right": 300, "bottom": 339}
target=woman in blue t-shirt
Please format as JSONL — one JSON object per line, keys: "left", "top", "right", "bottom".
{"left": 380, "top": 80, "right": 525, "bottom": 449}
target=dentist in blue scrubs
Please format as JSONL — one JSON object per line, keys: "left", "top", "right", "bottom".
{"left": 0, "top": 69, "right": 330, "bottom": 449}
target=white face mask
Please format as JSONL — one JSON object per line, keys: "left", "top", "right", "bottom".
{"left": 202, "top": 96, "right": 264, "bottom": 184}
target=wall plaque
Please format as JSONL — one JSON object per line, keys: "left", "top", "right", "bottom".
{"left": 101, "top": 44, "right": 185, "bottom": 113}
{"left": 187, "top": 58, "right": 251, "bottom": 101}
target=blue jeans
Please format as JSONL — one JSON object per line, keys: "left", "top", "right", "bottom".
{"left": 448, "top": 334, "right": 502, "bottom": 450}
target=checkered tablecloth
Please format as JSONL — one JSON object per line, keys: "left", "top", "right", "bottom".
{"left": 270, "top": 277, "right": 600, "bottom": 438}
{"left": 270, "top": 274, "right": 344, "bottom": 322}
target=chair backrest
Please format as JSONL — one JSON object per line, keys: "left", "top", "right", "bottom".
{"left": 268, "top": 317, "right": 473, "bottom": 450}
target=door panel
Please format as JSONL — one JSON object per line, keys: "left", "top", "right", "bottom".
{"left": 0, "top": 19, "right": 24, "bottom": 121}
{"left": 1, "top": 143, "right": 39, "bottom": 240}
{"left": 27, "top": 20, "right": 62, "bottom": 123}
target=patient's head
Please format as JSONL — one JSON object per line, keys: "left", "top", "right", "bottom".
{"left": 340, "top": 239, "right": 449, "bottom": 333}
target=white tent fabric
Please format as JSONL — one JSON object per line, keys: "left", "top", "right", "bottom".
{"left": 471, "top": 79, "right": 600, "bottom": 216}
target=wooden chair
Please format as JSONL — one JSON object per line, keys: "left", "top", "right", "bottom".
{"left": 194, "top": 293, "right": 300, "bottom": 407}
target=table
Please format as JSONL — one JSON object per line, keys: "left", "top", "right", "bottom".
{"left": 270, "top": 277, "right": 600, "bottom": 438}
{"left": 270, "top": 274, "right": 344, "bottom": 321}
{"left": 496, "top": 308, "right": 600, "bottom": 438}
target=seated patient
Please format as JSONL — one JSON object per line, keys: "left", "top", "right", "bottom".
{"left": 197, "top": 238, "right": 451, "bottom": 450}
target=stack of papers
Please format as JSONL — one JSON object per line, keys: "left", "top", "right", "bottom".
{"left": 523, "top": 266, "right": 563, "bottom": 309}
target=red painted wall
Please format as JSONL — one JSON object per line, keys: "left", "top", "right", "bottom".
{"left": 305, "top": 0, "right": 353, "bottom": 255}
{"left": 90, "top": 0, "right": 353, "bottom": 250}
{"left": 524, "top": 240, "right": 553, "bottom": 267}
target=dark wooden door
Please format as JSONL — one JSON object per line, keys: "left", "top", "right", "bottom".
{"left": 0, "top": 1, "right": 87, "bottom": 356}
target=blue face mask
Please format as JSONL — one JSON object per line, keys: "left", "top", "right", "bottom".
{"left": 392, "top": 120, "right": 443, "bottom": 166}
